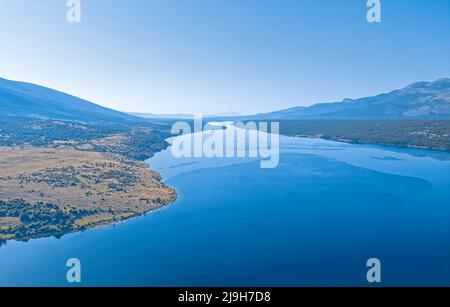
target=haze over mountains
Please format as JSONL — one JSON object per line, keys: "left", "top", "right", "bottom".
{"left": 249, "top": 78, "right": 450, "bottom": 120}
{"left": 129, "top": 112, "right": 242, "bottom": 119}
{"left": 1, "top": 76, "right": 450, "bottom": 122}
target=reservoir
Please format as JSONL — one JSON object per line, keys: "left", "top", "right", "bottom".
{"left": 0, "top": 126, "right": 449, "bottom": 286}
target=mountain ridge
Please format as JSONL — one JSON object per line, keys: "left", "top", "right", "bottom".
{"left": 0, "top": 77, "right": 144, "bottom": 124}
{"left": 247, "top": 78, "right": 450, "bottom": 120}
{"left": 1, "top": 76, "right": 450, "bottom": 122}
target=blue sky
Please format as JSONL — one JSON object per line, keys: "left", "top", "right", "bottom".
{"left": 0, "top": 0, "right": 449, "bottom": 114}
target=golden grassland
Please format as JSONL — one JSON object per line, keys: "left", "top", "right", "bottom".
{"left": 0, "top": 146, "right": 176, "bottom": 242}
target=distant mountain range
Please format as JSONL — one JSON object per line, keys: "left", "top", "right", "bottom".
{"left": 1, "top": 76, "right": 449, "bottom": 123}
{"left": 129, "top": 112, "right": 242, "bottom": 119}
{"left": 248, "top": 78, "right": 450, "bottom": 120}
{"left": 0, "top": 77, "right": 143, "bottom": 124}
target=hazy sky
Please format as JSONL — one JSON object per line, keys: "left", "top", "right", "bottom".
{"left": 0, "top": 0, "right": 449, "bottom": 114}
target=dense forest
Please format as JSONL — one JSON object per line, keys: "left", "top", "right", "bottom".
{"left": 278, "top": 120, "right": 450, "bottom": 152}
{"left": 0, "top": 116, "right": 174, "bottom": 160}
{"left": 0, "top": 199, "right": 101, "bottom": 245}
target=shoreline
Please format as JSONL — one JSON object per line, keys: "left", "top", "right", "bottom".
{"left": 1, "top": 191, "right": 177, "bottom": 247}
{"left": 287, "top": 134, "right": 450, "bottom": 154}
{"left": 0, "top": 147, "right": 177, "bottom": 246}
{"left": 0, "top": 173, "right": 177, "bottom": 246}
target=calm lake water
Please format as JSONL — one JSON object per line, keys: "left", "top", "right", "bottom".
{"left": 1, "top": 127, "right": 450, "bottom": 286}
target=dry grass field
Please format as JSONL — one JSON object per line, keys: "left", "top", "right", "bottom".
{"left": 0, "top": 147, "right": 176, "bottom": 242}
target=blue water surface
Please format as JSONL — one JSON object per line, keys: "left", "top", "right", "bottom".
{"left": 0, "top": 132, "right": 449, "bottom": 286}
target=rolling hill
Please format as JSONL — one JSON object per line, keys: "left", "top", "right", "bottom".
{"left": 0, "top": 77, "right": 143, "bottom": 124}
